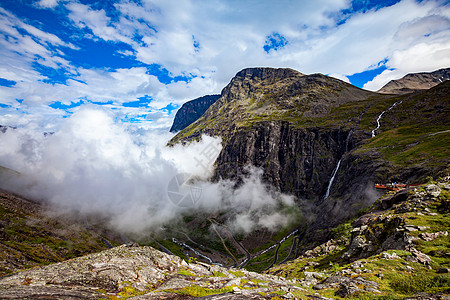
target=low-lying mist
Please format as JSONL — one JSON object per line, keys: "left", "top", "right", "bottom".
{"left": 0, "top": 108, "right": 297, "bottom": 235}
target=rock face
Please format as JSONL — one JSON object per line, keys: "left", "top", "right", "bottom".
{"left": 213, "top": 122, "right": 358, "bottom": 209}
{"left": 170, "top": 94, "right": 220, "bottom": 132}
{"left": 378, "top": 67, "right": 450, "bottom": 94}
{"left": 0, "top": 244, "right": 305, "bottom": 299}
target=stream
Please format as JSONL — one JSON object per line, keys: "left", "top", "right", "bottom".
{"left": 371, "top": 100, "right": 403, "bottom": 137}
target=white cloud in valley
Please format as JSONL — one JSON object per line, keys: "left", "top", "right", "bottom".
{"left": 0, "top": 109, "right": 295, "bottom": 234}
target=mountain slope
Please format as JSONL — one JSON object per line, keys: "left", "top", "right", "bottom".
{"left": 0, "top": 190, "right": 120, "bottom": 276}
{"left": 378, "top": 67, "right": 450, "bottom": 94}
{"left": 170, "top": 94, "right": 220, "bottom": 132}
{"left": 268, "top": 179, "right": 450, "bottom": 298}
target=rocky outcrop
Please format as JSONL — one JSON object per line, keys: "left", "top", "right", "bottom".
{"left": 341, "top": 181, "right": 449, "bottom": 263}
{"left": 378, "top": 67, "right": 450, "bottom": 94}
{"left": 170, "top": 95, "right": 220, "bottom": 132}
{"left": 0, "top": 244, "right": 306, "bottom": 299}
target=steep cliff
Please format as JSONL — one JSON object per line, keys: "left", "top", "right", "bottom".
{"left": 170, "top": 94, "right": 220, "bottom": 132}
{"left": 170, "top": 67, "right": 450, "bottom": 239}
{"left": 378, "top": 67, "right": 450, "bottom": 94}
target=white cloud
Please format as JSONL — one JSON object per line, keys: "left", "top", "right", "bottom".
{"left": 35, "top": 0, "right": 60, "bottom": 9}
{"left": 0, "top": 109, "right": 295, "bottom": 233}
{"left": 328, "top": 73, "right": 350, "bottom": 83}
{"left": 66, "top": 2, "right": 133, "bottom": 45}
{"left": 1, "top": 0, "right": 450, "bottom": 128}
{"left": 363, "top": 40, "right": 450, "bottom": 90}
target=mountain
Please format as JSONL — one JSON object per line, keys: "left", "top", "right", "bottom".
{"left": 378, "top": 67, "right": 450, "bottom": 94}
{"left": 170, "top": 94, "right": 220, "bottom": 132}
{"left": 169, "top": 67, "right": 449, "bottom": 254}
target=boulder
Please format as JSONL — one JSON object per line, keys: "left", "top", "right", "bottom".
{"left": 335, "top": 282, "right": 362, "bottom": 297}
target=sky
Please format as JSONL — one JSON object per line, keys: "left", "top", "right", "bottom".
{"left": 0, "top": 0, "right": 449, "bottom": 130}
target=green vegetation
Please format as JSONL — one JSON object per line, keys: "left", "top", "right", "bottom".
{"left": 177, "top": 268, "right": 196, "bottom": 276}
{"left": 388, "top": 273, "right": 449, "bottom": 294}
{"left": 0, "top": 193, "right": 119, "bottom": 276}
{"left": 167, "top": 285, "right": 233, "bottom": 297}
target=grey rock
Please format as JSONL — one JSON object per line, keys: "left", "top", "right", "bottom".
{"left": 0, "top": 245, "right": 301, "bottom": 299}
{"left": 170, "top": 94, "right": 220, "bottom": 132}
{"left": 407, "top": 248, "right": 432, "bottom": 266}
{"left": 335, "top": 282, "right": 362, "bottom": 297}
{"left": 425, "top": 184, "right": 441, "bottom": 197}
{"left": 419, "top": 231, "right": 448, "bottom": 242}
{"left": 382, "top": 252, "right": 400, "bottom": 260}
{"left": 364, "top": 287, "right": 381, "bottom": 294}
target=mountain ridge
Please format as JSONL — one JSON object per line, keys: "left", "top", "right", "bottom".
{"left": 378, "top": 67, "right": 450, "bottom": 94}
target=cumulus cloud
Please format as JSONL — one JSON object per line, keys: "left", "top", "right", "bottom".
{"left": 0, "top": 108, "right": 296, "bottom": 234}
{"left": 0, "top": 0, "right": 449, "bottom": 128}
{"left": 35, "top": 0, "right": 61, "bottom": 9}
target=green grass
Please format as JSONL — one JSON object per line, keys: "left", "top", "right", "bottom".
{"left": 388, "top": 273, "right": 450, "bottom": 295}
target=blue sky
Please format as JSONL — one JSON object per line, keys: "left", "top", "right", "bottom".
{"left": 0, "top": 0, "right": 449, "bottom": 130}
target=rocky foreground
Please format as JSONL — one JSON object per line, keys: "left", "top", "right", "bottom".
{"left": 0, "top": 180, "right": 448, "bottom": 299}
{"left": 0, "top": 244, "right": 306, "bottom": 299}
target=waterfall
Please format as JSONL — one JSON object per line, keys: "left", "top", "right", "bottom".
{"left": 371, "top": 111, "right": 385, "bottom": 137}
{"left": 323, "top": 130, "right": 352, "bottom": 200}
{"left": 371, "top": 100, "right": 403, "bottom": 137}
{"left": 324, "top": 158, "right": 341, "bottom": 199}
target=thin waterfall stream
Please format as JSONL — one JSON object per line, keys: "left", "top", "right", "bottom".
{"left": 371, "top": 100, "right": 403, "bottom": 137}
{"left": 324, "top": 159, "right": 341, "bottom": 199}
{"left": 324, "top": 131, "right": 352, "bottom": 199}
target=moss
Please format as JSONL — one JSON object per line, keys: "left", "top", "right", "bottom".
{"left": 167, "top": 285, "right": 233, "bottom": 297}
{"left": 116, "top": 281, "right": 153, "bottom": 299}
{"left": 229, "top": 270, "right": 245, "bottom": 277}
{"left": 177, "top": 268, "right": 196, "bottom": 277}
{"left": 211, "top": 270, "right": 227, "bottom": 277}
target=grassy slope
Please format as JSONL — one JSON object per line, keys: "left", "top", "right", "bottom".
{"left": 268, "top": 181, "right": 450, "bottom": 299}
{"left": 355, "top": 82, "right": 450, "bottom": 176}
{"left": 0, "top": 191, "right": 120, "bottom": 276}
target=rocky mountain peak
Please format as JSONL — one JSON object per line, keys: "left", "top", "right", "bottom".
{"left": 233, "top": 67, "right": 303, "bottom": 83}
{"left": 378, "top": 67, "right": 450, "bottom": 94}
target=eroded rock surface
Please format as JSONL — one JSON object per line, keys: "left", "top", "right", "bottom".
{"left": 0, "top": 245, "right": 305, "bottom": 299}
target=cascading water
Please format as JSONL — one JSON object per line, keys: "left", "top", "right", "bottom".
{"left": 371, "top": 100, "right": 403, "bottom": 137}
{"left": 324, "top": 131, "right": 352, "bottom": 200}
{"left": 324, "top": 159, "right": 341, "bottom": 199}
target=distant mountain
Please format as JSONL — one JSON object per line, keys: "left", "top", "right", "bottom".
{"left": 378, "top": 67, "right": 450, "bottom": 94}
{"left": 169, "top": 94, "right": 220, "bottom": 132}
